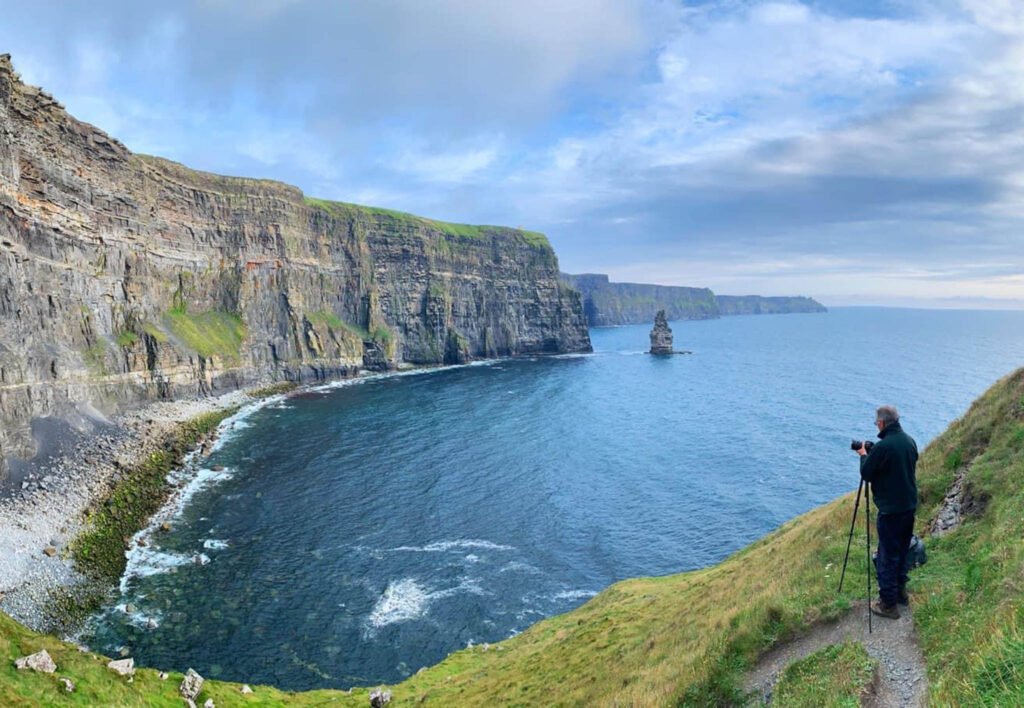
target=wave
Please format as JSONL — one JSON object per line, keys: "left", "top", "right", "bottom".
{"left": 119, "top": 547, "right": 192, "bottom": 592}
{"left": 551, "top": 589, "right": 597, "bottom": 601}
{"left": 365, "top": 577, "right": 488, "bottom": 634}
{"left": 498, "top": 560, "right": 542, "bottom": 575}
{"left": 311, "top": 361, "right": 495, "bottom": 394}
{"left": 387, "top": 539, "right": 514, "bottom": 553}
{"left": 202, "top": 539, "right": 230, "bottom": 550}
{"left": 366, "top": 578, "right": 430, "bottom": 630}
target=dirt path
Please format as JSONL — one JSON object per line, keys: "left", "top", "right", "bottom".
{"left": 743, "top": 601, "right": 928, "bottom": 707}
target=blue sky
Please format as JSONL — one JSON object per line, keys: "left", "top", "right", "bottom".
{"left": 2, "top": 0, "right": 1023, "bottom": 307}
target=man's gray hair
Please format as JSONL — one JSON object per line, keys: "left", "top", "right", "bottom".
{"left": 876, "top": 405, "right": 900, "bottom": 425}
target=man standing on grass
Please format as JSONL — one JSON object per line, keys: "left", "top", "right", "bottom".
{"left": 855, "top": 405, "right": 919, "bottom": 619}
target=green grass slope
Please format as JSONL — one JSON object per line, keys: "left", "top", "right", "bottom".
{"left": 3, "top": 368, "right": 1023, "bottom": 706}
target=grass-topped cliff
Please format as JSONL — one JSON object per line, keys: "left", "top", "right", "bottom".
{"left": 3, "top": 368, "right": 1024, "bottom": 705}
{"left": 0, "top": 53, "right": 592, "bottom": 468}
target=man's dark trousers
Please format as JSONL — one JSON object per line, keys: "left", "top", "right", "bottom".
{"left": 876, "top": 509, "right": 915, "bottom": 605}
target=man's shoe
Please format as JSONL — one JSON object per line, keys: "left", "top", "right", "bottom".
{"left": 897, "top": 589, "right": 910, "bottom": 606}
{"left": 871, "top": 600, "right": 900, "bottom": 619}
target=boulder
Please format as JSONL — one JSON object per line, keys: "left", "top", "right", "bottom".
{"left": 241, "top": 684, "right": 254, "bottom": 694}
{"left": 180, "top": 668, "right": 205, "bottom": 700}
{"left": 370, "top": 688, "right": 392, "bottom": 707}
{"left": 14, "top": 649, "right": 56, "bottom": 673}
{"left": 107, "top": 658, "right": 135, "bottom": 676}
{"left": 60, "top": 677, "right": 75, "bottom": 692}
{"left": 42, "top": 546, "right": 57, "bottom": 557}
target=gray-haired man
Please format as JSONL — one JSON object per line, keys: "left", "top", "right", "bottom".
{"left": 855, "top": 405, "right": 919, "bottom": 619}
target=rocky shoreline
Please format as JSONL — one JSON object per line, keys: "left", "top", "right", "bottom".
{"left": 0, "top": 387, "right": 260, "bottom": 634}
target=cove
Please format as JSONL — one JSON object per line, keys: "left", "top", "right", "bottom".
{"left": 85, "top": 307, "right": 1024, "bottom": 690}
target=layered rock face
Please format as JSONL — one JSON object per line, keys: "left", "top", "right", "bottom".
{"left": 715, "top": 295, "right": 827, "bottom": 316}
{"left": 561, "top": 273, "right": 718, "bottom": 326}
{"left": 0, "top": 55, "right": 590, "bottom": 470}
{"left": 562, "top": 272, "right": 826, "bottom": 326}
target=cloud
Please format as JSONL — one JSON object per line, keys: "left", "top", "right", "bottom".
{"left": 1, "top": 1, "right": 1023, "bottom": 304}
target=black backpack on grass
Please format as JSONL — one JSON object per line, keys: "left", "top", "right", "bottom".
{"left": 872, "top": 535, "right": 927, "bottom": 574}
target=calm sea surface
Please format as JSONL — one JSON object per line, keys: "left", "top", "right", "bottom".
{"left": 87, "top": 307, "right": 1024, "bottom": 689}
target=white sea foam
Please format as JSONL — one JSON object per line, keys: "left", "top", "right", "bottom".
{"left": 365, "top": 577, "right": 488, "bottom": 633}
{"left": 367, "top": 578, "right": 430, "bottom": 629}
{"left": 202, "top": 539, "right": 229, "bottom": 550}
{"left": 119, "top": 547, "right": 192, "bottom": 592}
{"left": 311, "top": 359, "right": 502, "bottom": 394}
{"left": 498, "top": 561, "right": 542, "bottom": 575}
{"left": 552, "top": 589, "right": 597, "bottom": 601}
{"left": 388, "top": 539, "right": 514, "bottom": 553}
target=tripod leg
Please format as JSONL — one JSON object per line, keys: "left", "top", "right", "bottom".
{"left": 838, "top": 480, "right": 864, "bottom": 593}
{"left": 866, "top": 482, "right": 872, "bottom": 634}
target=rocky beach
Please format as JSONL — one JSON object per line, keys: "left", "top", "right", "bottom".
{"left": 0, "top": 387, "right": 258, "bottom": 634}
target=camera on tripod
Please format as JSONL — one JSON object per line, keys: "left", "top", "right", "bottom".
{"left": 850, "top": 439, "right": 874, "bottom": 453}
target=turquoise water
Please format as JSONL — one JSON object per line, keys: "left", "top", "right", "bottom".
{"left": 87, "top": 308, "right": 1024, "bottom": 689}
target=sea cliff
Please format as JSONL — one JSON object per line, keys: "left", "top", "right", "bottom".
{"left": 561, "top": 272, "right": 826, "bottom": 326}
{"left": 0, "top": 55, "right": 590, "bottom": 473}
{"left": 716, "top": 294, "right": 827, "bottom": 316}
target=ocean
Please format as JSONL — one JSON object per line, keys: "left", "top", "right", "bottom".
{"left": 85, "top": 307, "right": 1024, "bottom": 690}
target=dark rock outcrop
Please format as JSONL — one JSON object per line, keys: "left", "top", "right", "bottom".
{"left": 649, "top": 310, "right": 674, "bottom": 355}
{"left": 561, "top": 272, "right": 826, "bottom": 326}
{"left": 0, "top": 55, "right": 591, "bottom": 474}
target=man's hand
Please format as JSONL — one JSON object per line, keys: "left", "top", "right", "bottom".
{"left": 856, "top": 443, "right": 868, "bottom": 457}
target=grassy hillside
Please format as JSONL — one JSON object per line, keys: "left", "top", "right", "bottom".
{"left": 3, "top": 369, "right": 1023, "bottom": 705}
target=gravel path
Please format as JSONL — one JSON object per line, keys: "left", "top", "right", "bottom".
{"left": 0, "top": 390, "right": 251, "bottom": 631}
{"left": 744, "top": 601, "right": 928, "bottom": 707}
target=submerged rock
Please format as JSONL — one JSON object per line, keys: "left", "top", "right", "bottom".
{"left": 14, "top": 649, "right": 56, "bottom": 673}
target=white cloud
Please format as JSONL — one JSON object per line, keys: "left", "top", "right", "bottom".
{"left": 395, "top": 140, "right": 503, "bottom": 184}
{"left": 3, "top": 0, "right": 1024, "bottom": 305}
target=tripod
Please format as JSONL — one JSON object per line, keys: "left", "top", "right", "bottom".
{"left": 838, "top": 478, "right": 872, "bottom": 633}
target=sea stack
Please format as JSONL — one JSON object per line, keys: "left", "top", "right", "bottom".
{"left": 649, "top": 310, "right": 675, "bottom": 355}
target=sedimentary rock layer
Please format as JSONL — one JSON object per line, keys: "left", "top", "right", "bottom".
{"left": 714, "top": 295, "right": 827, "bottom": 316}
{"left": 561, "top": 273, "right": 718, "bottom": 326}
{"left": 0, "top": 55, "right": 590, "bottom": 469}
{"left": 561, "top": 273, "right": 826, "bottom": 326}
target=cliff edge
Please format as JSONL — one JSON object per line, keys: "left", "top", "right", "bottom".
{"left": 0, "top": 55, "right": 590, "bottom": 472}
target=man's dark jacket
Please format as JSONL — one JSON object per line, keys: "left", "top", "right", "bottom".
{"left": 860, "top": 420, "right": 918, "bottom": 514}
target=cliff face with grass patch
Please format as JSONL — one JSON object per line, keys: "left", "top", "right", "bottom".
{"left": 0, "top": 55, "right": 590, "bottom": 471}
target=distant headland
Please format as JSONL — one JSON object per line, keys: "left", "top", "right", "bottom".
{"left": 561, "top": 272, "right": 826, "bottom": 327}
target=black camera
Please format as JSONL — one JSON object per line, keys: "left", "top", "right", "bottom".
{"left": 850, "top": 440, "right": 874, "bottom": 452}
